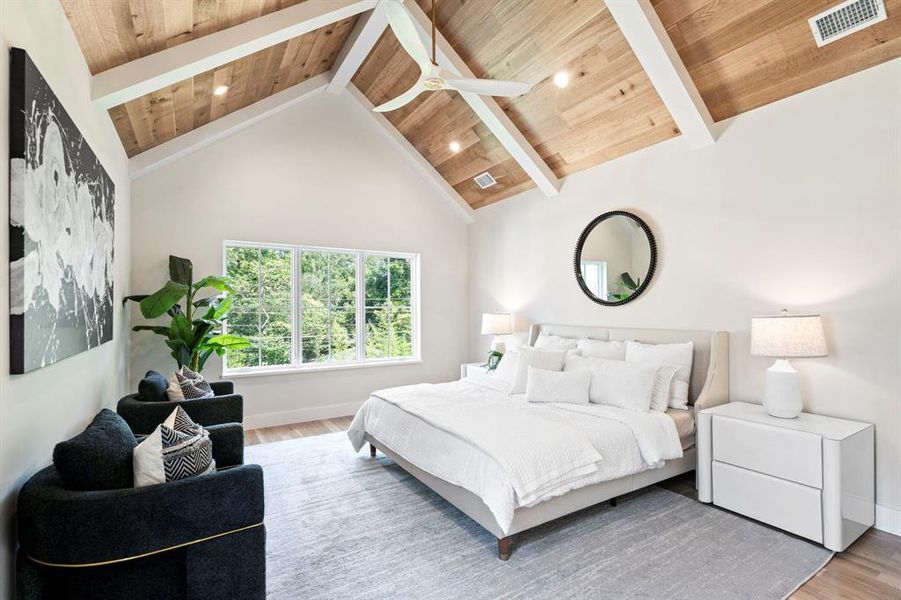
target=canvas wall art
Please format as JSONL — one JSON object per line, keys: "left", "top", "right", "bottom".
{"left": 9, "top": 48, "right": 115, "bottom": 374}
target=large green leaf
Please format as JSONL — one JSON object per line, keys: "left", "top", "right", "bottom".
{"left": 212, "top": 295, "right": 232, "bottom": 319}
{"left": 122, "top": 294, "right": 149, "bottom": 307}
{"left": 194, "top": 276, "right": 235, "bottom": 294}
{"left": 620, "top": 272, "right": 638, "bottom": 291}
{"left": 197, "top": 348, "right": 216, "bottom": 371}
{"left": 170, "top": 314, "right": 194, "bottom": 346}
{"left": 139, "top": 281, "right": 189, "bottom": 319}
{"left": 169, "top": 255, "right": 193, "bottom": 286}
{"left": 165, "top": 338, "right": 191, "bottom": 367}
{"left": 206, "top": 333, "right": 251, "bottom": 350}
{"left": 132, "top": 325, "right": 170, "bottom": 336}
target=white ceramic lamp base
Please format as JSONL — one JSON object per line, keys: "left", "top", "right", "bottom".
{"left": 490, "top": 337, "right": 506, "bottom": 353}
{"left": 763, "top": 359, "right": 802, "bottom": 418}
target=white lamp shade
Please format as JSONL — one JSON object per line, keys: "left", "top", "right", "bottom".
{"left": 750, "top": 313, "right": 827, "bottom": 358}
{"left": 481, "top": 313, "right": 513, "bottom": 336}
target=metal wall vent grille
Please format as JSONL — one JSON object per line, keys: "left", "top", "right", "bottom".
{"left": 809, "top": 0, "right": 887, "bottom": 47}
{"left": 473, "top": 172, "right": 497, "bottom": 189}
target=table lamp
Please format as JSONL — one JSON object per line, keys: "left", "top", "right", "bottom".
{"left": 481, "top": 312, "right": 513, "bottom": 353}
{"left": 750, "top": 309, "right": 827, "bottom": 418}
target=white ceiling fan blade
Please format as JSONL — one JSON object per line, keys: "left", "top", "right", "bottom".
{"left": 373, "top": 81, "right": 427, "bottom": 112}
{"left": 445, "top": 77, "right": 532, "bottom": 97}
{"left": 383, "top": 0, "right": 432, "bottom": 73}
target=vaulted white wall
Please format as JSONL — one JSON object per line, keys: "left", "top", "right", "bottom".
{"left": 130, "top": 92, "right": 469, "bottom": 427}
{"left": 469, "top": 59, "right": 901, "bottom": 532}
{"left": 0, "top": 1, "right": 132, "bottom": 593}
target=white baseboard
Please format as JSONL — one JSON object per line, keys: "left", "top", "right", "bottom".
{"left": 876, "top": 503, "right": 901, "bottom": 536}
{"left": 244, "top": 401, "right": 363, "bottom": 430}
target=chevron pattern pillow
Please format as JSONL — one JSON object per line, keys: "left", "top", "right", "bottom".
{"left": 133, "top": 406, "right": 215, "bottom": 487}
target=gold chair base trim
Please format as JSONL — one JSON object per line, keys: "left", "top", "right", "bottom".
{"left": 26, "top": 522, "right": 263, "bottom": 568}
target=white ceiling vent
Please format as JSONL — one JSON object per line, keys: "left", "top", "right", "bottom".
{"left": 473, "top": 172, "right": 497, "bottom": 189}
{"left": 809, "top": 0, "right": 887, "bottom": 47}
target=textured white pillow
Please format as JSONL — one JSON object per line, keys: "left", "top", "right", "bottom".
{"left": 650, "top": 365, "right": 679, "bottom": 412}
{"left": 577, "top": 338, "right": 628, "bottom": 360}
{"left": 509, "top": 348, "right": 567, "bottom": 394}
{"left": 625, "top": 341, "right": 694, "bottom": 409}
{"left": 534, "top": 334, "right": 578, "bottom": 351}
{"left": 525, "top": 367, "right": 591, "bottom": 405}
{"left": 494, "top": 351, "right": 519, "bottom": 383}
{"left": 565, "top": 354, "right": 658, "bottom": 411}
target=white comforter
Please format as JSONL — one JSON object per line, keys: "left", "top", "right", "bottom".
{"left": 348, "top": 375, "right": 683, "bottom": 533}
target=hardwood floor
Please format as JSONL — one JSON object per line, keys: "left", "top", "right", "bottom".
{"left": 247, "top": 418, "right": 901, "bottom": 599}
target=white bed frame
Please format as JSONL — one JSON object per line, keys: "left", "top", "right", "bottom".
{"left": 364, "top": 324, "right": 730, "bottom": 560}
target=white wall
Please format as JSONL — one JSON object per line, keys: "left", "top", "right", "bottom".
{"left": 0, "top": 1, "right": 132, "bottom": 593}
{"left": 470, "top": 60, "right": 901, "bottom": 530}
{"left": 130, "top": 92, "right": 469, "bottom": 428}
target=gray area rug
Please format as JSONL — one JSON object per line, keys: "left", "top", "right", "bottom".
{"left": 247, "top": 432, "right": 832, "bottom": 600}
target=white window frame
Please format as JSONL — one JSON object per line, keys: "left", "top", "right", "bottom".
{"left": 580, "top": 260, "right": 607, "bottom": 300}
{"left": 221, "top": 240, "right": 421, "bottom": 377}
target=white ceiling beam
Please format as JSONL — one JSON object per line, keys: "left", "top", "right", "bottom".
{"left": 327, "top": 7, "right": 389, "bottom": 94}
{"left": 92, "top": 0, "right": 377, "bottom": 109}
{"left": 605, "top": 0, "right": 716, "bottom": 149}
{"left": 129, "top": 72, "right": 330, "bottom": 179}
{"left": 346, "top": 84, "right": 475, "bottom": 223}
{"left": 404, "top": 3, "right": 561, "bottom": 197}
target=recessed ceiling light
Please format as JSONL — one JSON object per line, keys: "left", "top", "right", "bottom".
{"left": 449, "top": 141, "right": 461, "bottom": 153}
{"left": 213, "top": 85, "right": 229, "bottom": 96}
{"left": 553, "top": 71, "right": 570, "bottom": 88}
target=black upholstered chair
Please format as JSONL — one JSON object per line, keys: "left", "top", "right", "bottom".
{"left": 16, "top": 419, "right": 264, "bottom": 600}
{"left": 117, "top": 380, "right": 243, "bottom": 435}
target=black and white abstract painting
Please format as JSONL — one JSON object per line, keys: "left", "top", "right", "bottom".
{"left": 9, "top": 48, "right": 115, "bottom": 374}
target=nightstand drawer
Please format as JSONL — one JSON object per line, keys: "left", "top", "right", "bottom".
{"left": 713, "top": 461, "right": 823, "bottom": 543}
{"left": 713, "top": 416, "right": 822, "bottom": 488}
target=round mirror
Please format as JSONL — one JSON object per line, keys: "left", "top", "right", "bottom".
{"left": 574, "top": 211, "right": 656, "bottom": 306}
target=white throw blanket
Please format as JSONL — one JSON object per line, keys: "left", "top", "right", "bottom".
{"left": 354, "top": 382, "right": 603, "bottom": 507}
{"left": 348, "top": 378, "right": 683, "bottom": 532}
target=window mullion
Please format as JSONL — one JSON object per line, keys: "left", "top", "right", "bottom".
{"left": 294, "top": 249, "right": 301, "bottom": 368}
{"left": 356, "top": 252, "right": 365, "bottom": 364}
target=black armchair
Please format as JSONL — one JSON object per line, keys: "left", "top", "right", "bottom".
{"left": 117, "top": 381, "right": 243, "bottom": 435}
{"left": 16, "top": 428, "right": 264, "bottom": 600}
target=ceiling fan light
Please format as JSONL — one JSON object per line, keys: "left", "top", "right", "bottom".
{"left": 553, "top": 72, "right": 570, "bottom": 88}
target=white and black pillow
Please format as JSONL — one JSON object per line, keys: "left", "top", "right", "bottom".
{"left": 133, "top": 406, "right": 215, "bottom": 487}
{"left": 177, "top": 366, "right": 214, "bottom": 399}
{"left": 165, "top": 365, "right": 215, "bottom": 401}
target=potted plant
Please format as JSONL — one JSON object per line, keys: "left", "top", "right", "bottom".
{"left": 124, "top": 256, "right": 250, "bottom": 372}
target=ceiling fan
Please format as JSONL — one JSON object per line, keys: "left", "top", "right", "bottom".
{"left": 373, "top": 0, "right": 532, "bottom": 112}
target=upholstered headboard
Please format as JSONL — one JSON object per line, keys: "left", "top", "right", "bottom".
{"left": 528, "top": 324, "right": 729, "bottom": 414}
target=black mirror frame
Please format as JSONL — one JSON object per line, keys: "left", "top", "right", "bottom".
{"left": 573, "top": 210, "right": 657, "bottom": 307}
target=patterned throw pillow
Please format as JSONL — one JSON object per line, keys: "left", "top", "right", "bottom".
{"left": 176, "top": 366, "right": 214, "bottom": 400}
{"left": 165, "top": 365, "right": 214, "bottom": 401}
{"left": 133, "top": 406, "right": 215, "bottom": 487}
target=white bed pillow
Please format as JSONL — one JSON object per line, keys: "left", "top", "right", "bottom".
{"left": 625, "top": 341, "right": 694, "bottom": 410}
{"left": 534, "top": 334, "right": 578, "bottom": 351}
{"left": 650, "top": 365, "right": 679, "bottom": 412}
{"left": 576, "top": 338, "right": 627, "bottom": 360}
{"left": 494, "top": 351, "right": 519, "bottom": 383}
{"left": 564, "top": 355, "right": 658, "bottom": 411}
{"left": 525, "top": 367, "right": 591, "bottom": 405}
{"left": 509, "top": 348, "right": 567, "bottom": 394}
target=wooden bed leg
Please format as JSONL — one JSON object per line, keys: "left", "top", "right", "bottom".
{"left": 497, "top": 536, "right": 512, "bottom": 561}
{"left": 369, "top": 443, "right": 376, "bottom": 458}
{"left": 610, "top": 496, "right": 618, "bottom": 507}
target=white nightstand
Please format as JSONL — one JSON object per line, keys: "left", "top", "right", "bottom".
{"left": 698, "top": 402, "right": 874, "bottom": 551}
{"left": 460, "top": 362, "right": 489, "bottom": 379}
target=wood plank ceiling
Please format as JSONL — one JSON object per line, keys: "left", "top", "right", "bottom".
{"left": 60, "top": 0, "right": 357, "bottom": 156}
{"left": 62, "top": 0, "right": 901, "bottom": 209}
{"left": 654, "top": 0, "right": 901, "bottom": 121}
{"left": 353, "top": 0, "right": 679, "bottom": 207}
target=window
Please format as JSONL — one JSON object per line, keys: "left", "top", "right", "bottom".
{"left": 580, "top": 260, "right": 607, "bottom": 300}
{"left": 223, "top": 241, "right": 419, "bottom": 374}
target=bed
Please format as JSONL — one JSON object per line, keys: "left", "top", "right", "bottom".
{"left": 348, "top": 324, "right": 729, "bottom": 560}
